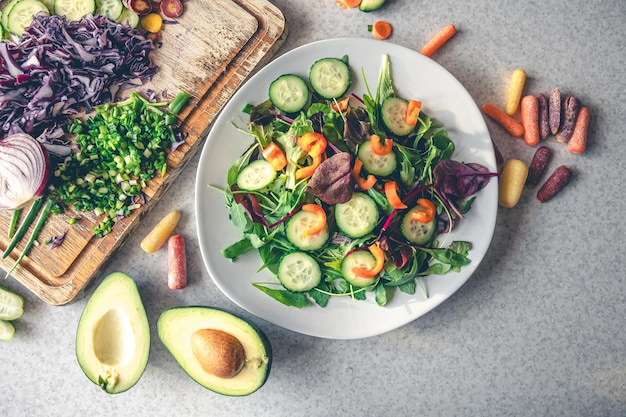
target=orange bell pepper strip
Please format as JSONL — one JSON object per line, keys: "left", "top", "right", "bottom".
{"left": 384, "top": 181, "right": 407, "bottom": 209}
{"left": 262, "top": 142, "right": 287, "bottom": 171}
{"left": 297, "top": 132, "right": 327, "bottom": 157}
{"left": 352, "top": 158, "right": 377, "bottom": 190}
{"left": 331, "top": 97, "right": 350, "bottom": 113}
{"left": 369, "top": 134, "right": 393, "bottom": 156}
{"left": 410, "top": 198, "right": 436, "bottom": 223}
{"left": 406, "top": 100, "right": 422, "bottom": 126}
{"left": 301, "top": 204, "right": 327, "bottom": 237}
{"left": 295, "top": 154, "right": 323, "bottom": 180}
{"left": 352, "top": 242, "right": 385, "bottom": 278}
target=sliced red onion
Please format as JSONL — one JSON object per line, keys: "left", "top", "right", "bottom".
{"left": 0, "top": 134, "right": 50, "bottom": 210}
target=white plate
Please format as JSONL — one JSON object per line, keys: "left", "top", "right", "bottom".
{"left": 195, "top": 38, "right": 497, "bottom": 340}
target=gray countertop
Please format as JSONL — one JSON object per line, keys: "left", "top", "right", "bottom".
{"left": 3, "top": 1, "right": 625, "bottom": 416}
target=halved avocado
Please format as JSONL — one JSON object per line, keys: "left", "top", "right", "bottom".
{"left": 75, "top": 272, "right": 150, "bottom": 394}
{"left": 157, "top": 306, "right": 272, "bottom": 396}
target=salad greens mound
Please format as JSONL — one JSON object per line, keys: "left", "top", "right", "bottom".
{"left": 218, "top": 54, "right": 496, "bottom": 308}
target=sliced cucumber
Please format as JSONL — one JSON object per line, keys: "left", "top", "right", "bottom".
{"left": 309, "top": 57, "right": 351, "bottom": 99}
{"left": 359, "top": 0, "right": 387, "bottom": 12}
{"left": 236, "top": 159, "right": 277, "bottom": 191}
{"left": 341, "top": 251, "right": 377, "bottom": 288}
{"left": 286, "top": 210, "right": 329, "bottom": 251}
{"left": 0, "top": 319, "right": 15, "bottom": 341}
{"left": 357, "top": 140, "right": 397, "bottom": 176}
{"left": 116, "top": 7, "right": 139, "bottom": 28}
{"left": 401, "top": 205, "right": 437, "bottom": 245}
{"left": 268, "top": 74, "right": 309, "bottom": 113}
{"left": 41, "top": 0, "right": 55, "bottom": 12}
{"left": 278, "top": 252, "right": 322, "bottom": 292}
{"left": 6, "top": 0, "right": 49, "bottom": 36}
{"left": 54, "top": 0, "right": 95, "bottom": 21}
{"left": 95, "top": 0, "right": 122, "bottom": 20}
{"left": 0, "top": 285, "right": 24, "bottom": 321}
{"left": 381, "top": 96, "right": 414, "bottom": 137}
{"left": 335, "top": 192, "right": 379, "bottom": 238}
{"left": 2, "top": 0, "right": 22, "bottom": 32}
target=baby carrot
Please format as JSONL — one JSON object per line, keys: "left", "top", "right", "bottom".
{"left": 140, "top": 210, "right": 181, "bottom": 253}
{"left": 520, "top": 95, "right": 540, "bottom": 146}
{"left": 568, "top": 106, "right": 589, "bottom": 154}
{"left": 499, "top": 159, "right": 528, "bottom": 208}
{"left": 420, "top": 24, "right": 457, "bottom": 57}
{"left": 369, "top": 20, "right": 393, "bottom": 40}
{"left": 505, "top": 69, "right": 526, "bottom": 116}
{"left": 167, "top": 234, "right": 187, "bottom": 290}
{"left": 482, "top": 103, "right": 525, "bottom": 137}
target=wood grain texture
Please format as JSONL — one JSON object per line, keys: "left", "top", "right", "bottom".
{"left": 0, "top": 0, "right": 287, "bottom": 305}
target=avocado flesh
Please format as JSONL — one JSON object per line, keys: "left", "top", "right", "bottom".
{"left": 158, "top": 307, "right": 271, "bottom": 396}
{"left": 76, "top": 272, "right": 150, "bottom": 394}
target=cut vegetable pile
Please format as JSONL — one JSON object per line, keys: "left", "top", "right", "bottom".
{"left": 216, "top": 54, "right": 497, "bottom": 308}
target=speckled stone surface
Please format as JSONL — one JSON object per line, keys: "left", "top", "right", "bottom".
{"left": 3, "top": 1, "right": 625, "bottom": 416}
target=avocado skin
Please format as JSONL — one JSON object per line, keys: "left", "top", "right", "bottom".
{"left": 157, "top": 306, "right": 272, "bottom": 396}
{"left": 75, "top": 272, "right": 150, "bottom": 394}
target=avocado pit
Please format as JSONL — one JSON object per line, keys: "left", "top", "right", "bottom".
{"left": 191, "top": 328, "right": 245, "bottom": 379}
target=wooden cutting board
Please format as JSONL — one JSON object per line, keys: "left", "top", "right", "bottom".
{"left": 0, "top": 0, "right": 286, "bottom": 305}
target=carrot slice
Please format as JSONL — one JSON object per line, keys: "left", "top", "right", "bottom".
{"left": 297, "top": 132, "right": 327, "bottom": 157}
{"left": 352, "top": 243, "right": 385, "bottom": 278}
{"left": 301, "top": 204, "right": 327, "bottom": 237}
{"left": 352, "top": 158, "right": 377, "bottom": 190}
{"left": 410, "top": 198, "right": 435, "bottom": 223}
{"left": 335, "top": 0, "right": 361, "bottom": 8}
{"left": 262, "top": 142, "right": 287, "bottom": 171}
{"left": 369, "top": 20, "right": 393, "bottom": 40}
{"left": 406, "top": 100, "right": 422, "bottom": 125}
{"left": 296, "top": 155, "right": 322, "bottom": 180}
{"left": 384, "top": 181, "right": 407, "bottom": 209}
{"left": 568, "top": 106, "right": 589, "bottom": 154}
{"left": 370, "top": 134, "right": 393, "bottom": 156}
{"left": 420, "top": 24, "right": 457, "bottom": 57}
{"left": 331, "top": 97, "right": 350, "bottom": 113}
{"left": 482, "top": 103, "right": 525, "bottom": 138}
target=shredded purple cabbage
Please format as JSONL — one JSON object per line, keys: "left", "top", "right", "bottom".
{"left": 0, "top": 13, "right": 157, "bottom": 155}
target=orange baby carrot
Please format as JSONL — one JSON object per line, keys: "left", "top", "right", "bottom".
{"left": 520, "top": 95, "right": 540, "bottom": 146}
{"left": 482, "top": 103, "right": 525, "bottom": 138}
{"left": 568, "top": 106, "right": 589, "bottom": 154}
{"left": 335, "top": 0, "right": 361, "bottom": 9}
{"left": 369, "top": 20, "right": 393, "bottom": 40}
{"left": 420, "top": 24, "right": 457, "bottom": 57}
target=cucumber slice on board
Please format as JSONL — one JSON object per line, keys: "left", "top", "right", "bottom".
{"left": 335, "top": 192, "right": 379, "bottom": 238}
{"left": 236, "top": 159, "right": 277, "bottom": 191}
{"left": 116, "top": 7, "right": 139, "bottom": 28}
{"left": 359, "top": 0, "right": 387, "bottom": 12}
{"left": 54, "top": 0, "right": 96, "bottom": 21}
{"left": 381, "top": 96, "right": 415, "bottom": 136}
{"left": 268, "top": 74, "right": 309, "bottom": 113}
{"left": 2, "top": 0, "right": 22, "bottom": 32}
{"left": 286, "top": 210, "right": 329, "bottom": 251}
{"left": 95, "top": 0, "right": 123, "bottom": 20}
{"left": 278, "top": 252, "right": 322, "bottom": 292}
{"left": 6, "top": 0, "right": 49, "bottom": 36}
{"left": 309, "top": 57, "right": 352, "bottom": 99}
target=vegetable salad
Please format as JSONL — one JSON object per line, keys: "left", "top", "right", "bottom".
{"left": 218, "top": 54, "right": 496, "bottom": 308}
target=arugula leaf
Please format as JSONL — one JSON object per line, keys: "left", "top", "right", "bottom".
{"left": 252, "top": 283, "right": 311, "bottom": 308}
{"left": 221, "top": 237, "right": 254, "bottom": 260}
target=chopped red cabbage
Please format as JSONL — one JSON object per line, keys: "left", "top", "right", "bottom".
{"left": 0, "top": 13, "right": 157, "bottom": 155}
